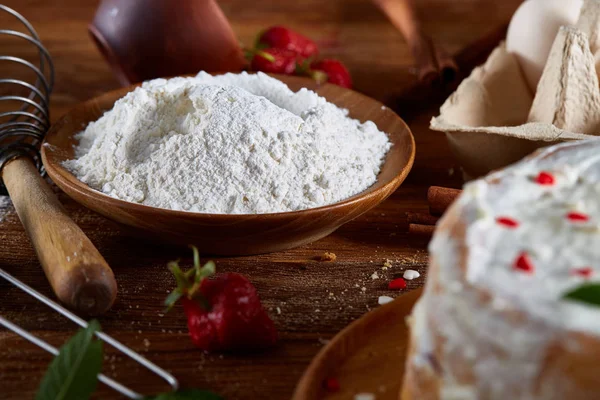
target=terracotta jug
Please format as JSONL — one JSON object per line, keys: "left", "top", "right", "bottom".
{"left": 89, "top": 0, "right": 245, "bottom": 86}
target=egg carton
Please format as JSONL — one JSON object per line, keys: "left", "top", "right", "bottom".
{"left": 431, "top": 1, "right": 600, "bottom": 181}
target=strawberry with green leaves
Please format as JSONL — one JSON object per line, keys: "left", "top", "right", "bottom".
{"left": 165, "top": 247, "right": 278, "bottom": 352}
{"left": 249, "top": 47, "right": 300, "bottom": 75}
{"left": 308, "top": 59, "right": 353, "bottom": 88}
{"left": 256, "top": 26, "right": 319, "bottom": 58}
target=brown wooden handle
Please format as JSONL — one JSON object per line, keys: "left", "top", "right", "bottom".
{"left": 2, "top": 157, "right": 116, "bottom": 315}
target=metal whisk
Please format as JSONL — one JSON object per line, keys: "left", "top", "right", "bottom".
{"left": 0, "top": 4, "right": 118, "bottom": 316}
{"left": 0, "top": 4, "right": 52, "bottom": 193}
{"left": 0, "top": 5, "right": 178, "bottom": 397}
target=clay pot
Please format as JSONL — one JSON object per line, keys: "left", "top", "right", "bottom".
{"left": 89, "top": 0, "right": 245, "bottom": 86}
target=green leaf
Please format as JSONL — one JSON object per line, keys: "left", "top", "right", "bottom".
{"left": 190, "top": 245, "right": 200, "bottom": 269}
{"left": 564, "top": 283, "right": 600, "bottom": 306}
{"left": 35, "top": 320, "right": 103, "bottom": 400}
{"left": 164, "top": 288, "right": 183, "bottom": 311}
{"left": 168, "top": 261, "right": 188, "bottom": 289}
{"left": 198, "top": 261, "right": 216, "bottom": 281}
{"left": 254, "top": 50, "right": 275, "bottom": 63}
{"left": 145, "top": 388, "right": 223, "bottom": 400}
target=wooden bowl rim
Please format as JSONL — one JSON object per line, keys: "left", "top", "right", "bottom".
{"left": 292, "top": 287, "right": 423, "bottom": 400}
{"left": 42, "top": 74, "right": 416, "bottom": 221}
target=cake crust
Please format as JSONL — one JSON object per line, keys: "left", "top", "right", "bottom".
{"left": 403, "top": 141, "right": 600, "bottom": 400}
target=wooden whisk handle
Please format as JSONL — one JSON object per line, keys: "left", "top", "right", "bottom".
{"left": 2, "top": 157, "right": 116, "bottom": 315}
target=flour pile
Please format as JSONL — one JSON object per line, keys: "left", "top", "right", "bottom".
{"left": 64, "top": 72, "right": 391, "bottom": 214}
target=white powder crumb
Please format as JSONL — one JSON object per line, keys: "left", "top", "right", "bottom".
{"left": 318, "top": 337, "right": 330, "bottom": 345}
{"left": 370, "top": 271, "right": 379, "bottom": 280}
{"left": 143, "top": 338, "right": 150, "bottom": 347}
{"left": 64, "top": 72, "right": 391, "bottom": 214}
{"left": 361, "top": 286, "right": 367, "bottom": 292}
{"left": 403, "top": 269, "right": 420, "bottom": 280}
{"left": 378, "top": 296, "right": 394, "bottom": 305}
{"left": 354, "top": 393, "right": 376, "bottom": 400}
{"left": 276, "top": 307, "right": 281, "bottom": 315}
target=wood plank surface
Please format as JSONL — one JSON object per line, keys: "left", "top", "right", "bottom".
{"left": 0, "top": 0, "right": 521, "bottom": 399}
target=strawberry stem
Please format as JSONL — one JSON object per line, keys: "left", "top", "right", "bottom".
{"left": 243, "top": 47, "right": 276, "bottom": 63}
{"left": 191, "top": 245, "right": 200, "bottom": 272}
{"left": 164, "top": 246, "right": 216, "bottom": 312}
{"left": 310, "top": 70, "right": 328, "bottom": 84}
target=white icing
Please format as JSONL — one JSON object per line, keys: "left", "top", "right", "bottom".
{"left": 410, "top": 139, "right": 600, "bottom": 399}
{"left": 462, "top": 139, "right": 600, "bottom": 333}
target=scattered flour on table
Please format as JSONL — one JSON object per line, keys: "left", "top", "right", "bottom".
{"left": 64, "top": 72, "right": 391, "bottom": 214}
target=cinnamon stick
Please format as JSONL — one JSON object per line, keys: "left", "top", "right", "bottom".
{"left": 406, "top": 212, "right": 439, "bottom": 226}
{"left": 409, "top": 223, "right": 435, "bottom": 237}
{"left": 372, "top": 0, "right": 457, "bottom": 84}
{"left": 390, "top": 23, "right": 509, "bottom": 119}
{"left": 427, "top": 186, "right": 461, "bottom": 216}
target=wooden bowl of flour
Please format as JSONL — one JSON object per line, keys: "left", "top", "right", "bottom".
{"left": 42, "top": 75, "right": 415, "bottom": 255}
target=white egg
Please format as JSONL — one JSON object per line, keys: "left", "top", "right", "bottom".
{"left": 506, "top": 0, "right": 583, "bottom": 92}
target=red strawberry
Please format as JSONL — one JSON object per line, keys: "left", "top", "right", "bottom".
{"left": 250, "top": 47, "right": 300, "bottom": 75}
{"left": 165, "top": 247, "right": 278, "bottom": 352}
{"left": 257, "top": 26, "right": 319, "bottom": 58}
{"left": 309, "top": 59, "right": 352, "bottom": 88}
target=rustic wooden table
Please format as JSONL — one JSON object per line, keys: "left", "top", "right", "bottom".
{"left": 0, "top": 0, "right": 520, "bottom": 399}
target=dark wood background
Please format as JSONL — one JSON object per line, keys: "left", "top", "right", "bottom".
{"left": 0, "top": 0, "right": 520, "bottom": 399}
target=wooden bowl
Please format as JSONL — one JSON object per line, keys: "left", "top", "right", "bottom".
{"left": 293, "top": 288, "right": 423, "bottom": 400}
{"left": 42, "top": 75, "right": 415, "bottom": 255}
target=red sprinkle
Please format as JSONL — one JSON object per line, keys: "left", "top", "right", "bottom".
{"left": 514, "top": 252, "right": 535, "bottom": 274}
{"left": 567, "top": 211, "right": 589, "bottom": 222}
{"left": 323, "top": 377, "right": 340, "bottom": 392}
{"left": 496, "top": 217, "right": 519, "bottom": 228}
{"left": 535, "top": 171, "right": 555, "bottom": 185}
{"left": 572, "top": 267, "right": 594, "bottom": 278}
{"left": 388, "top": 277, "right": 407, "bottom": 290}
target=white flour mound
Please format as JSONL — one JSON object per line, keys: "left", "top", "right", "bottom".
{"left": 64, "top": 72, "right": 391, "bottom": 214}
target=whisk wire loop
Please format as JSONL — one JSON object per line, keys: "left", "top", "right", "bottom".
{"left": 0, "top": 6, "right": 181, "bottom": 398}
{"left": 0, "top": 4, "right": 54, "bottom": 195}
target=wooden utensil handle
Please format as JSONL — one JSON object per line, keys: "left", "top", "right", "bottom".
{"left": 2, "top": 157, "right": 116, "bottom": 315}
